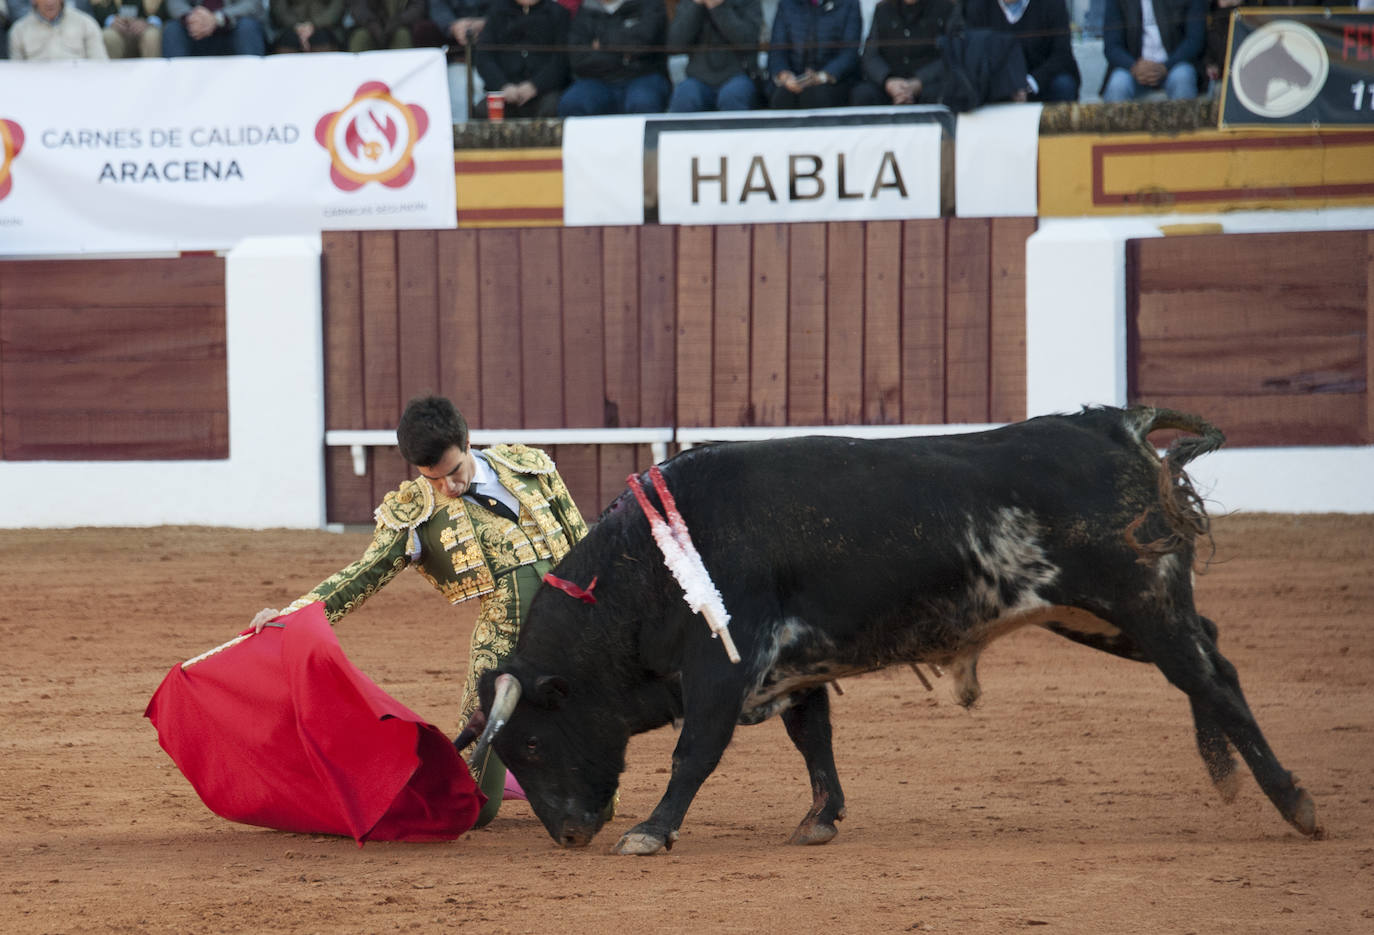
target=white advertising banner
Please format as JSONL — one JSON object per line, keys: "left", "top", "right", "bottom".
{"left": 954, "top": 103, "right": 1042, "bottom": 218}
{"left": 561, "top": 115, "right": 648, "bottom": 227}
{"left": 561, "top": 109, "right": 951, "bottom": 227}
{"left": 654, "top": 116, "right": 946, "bottom": 224}
{"left": 0, "top": 49, "right": 455, "bottom": 256}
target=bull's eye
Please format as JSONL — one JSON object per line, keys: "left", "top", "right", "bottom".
{"left": 525, "top": 736, "right": 538, "bottom": 753}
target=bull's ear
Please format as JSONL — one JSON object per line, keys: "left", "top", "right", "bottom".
{"left": 534, "top": 675, "right": 570, "bottom": 709}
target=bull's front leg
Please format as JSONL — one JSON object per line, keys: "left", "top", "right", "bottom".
{"left": 614, "top": 669, "right": 742, "bottom": 855}
{"left": 781, "top": 685, "right": 845, "bottom": 845}
{"left": 613, "top": 712, "right": 737, "bottom": 855}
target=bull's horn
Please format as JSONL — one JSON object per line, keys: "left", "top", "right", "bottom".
{"left": 471, "top": 673, "right": 522, "bottom": 767}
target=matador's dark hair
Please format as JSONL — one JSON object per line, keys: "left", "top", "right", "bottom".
{"left": 396, "top": 395, "right": 469, "bottom": 467}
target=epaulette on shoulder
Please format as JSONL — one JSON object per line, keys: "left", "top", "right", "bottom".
{"left": 485, "top": 444, "right": 556, "bottom": 475}
{"left": 375, "top": 478, "right": 437, "bottom": 531}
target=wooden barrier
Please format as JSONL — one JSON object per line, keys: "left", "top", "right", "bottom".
{"left": 1, "top": 221, "right": 1367, "bottom": 525}
{"left": 1127, "top": 230, "right": 1373, "bottom": 448}
{"left": 0, "top": 256, "right": 227, "bottom": 461}
{"left": 320, "top": 218, "right": 1036, "bottom": 522}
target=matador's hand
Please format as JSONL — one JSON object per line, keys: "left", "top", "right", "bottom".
{"left": 250, "top": 607, "right": 281, "bottom": 633}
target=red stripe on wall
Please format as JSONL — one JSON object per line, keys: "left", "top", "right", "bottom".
{"left": 453, "top": 158, "right": 563, "bottom": 174}
{"left": 458, "top": 207, "right": 564, "bottom": 221}
{"left": 1091, "top": 132, "right": 1374, "bottom": 206}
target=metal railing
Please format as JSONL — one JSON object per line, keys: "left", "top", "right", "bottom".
{"left": 326, "top": 423, "right": 1003, "bottom": 474}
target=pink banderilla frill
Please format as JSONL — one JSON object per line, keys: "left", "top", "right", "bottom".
{"left": 627, "top": 465, "right": 740, "bottom": 664}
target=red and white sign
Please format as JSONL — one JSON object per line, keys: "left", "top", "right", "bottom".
{"left": 0, "top": 50, "right": 455, "bottom": 256}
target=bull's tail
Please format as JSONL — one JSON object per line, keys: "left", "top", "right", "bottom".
{"left": 1122, "top": 406, "right": 1225, "bottom": 565}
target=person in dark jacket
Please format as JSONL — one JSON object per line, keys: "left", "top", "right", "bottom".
{"left": 850, "top": 0, "right": 960, "bottom": 106}
{"left": 473, "top": 0, "right": 570, "bottom": 117}
{"left": 347, "top": 0, "right": 442, "bottom": 50}
{"left": 1101, "top": 0, "right": 1206, "bottom": 100}
{"left": 270, "top": 0, "right": 343, "bottom": 50}
{"left": 767, "top": 0, "right": 862, "bottom": 109}
{"left": 1203, "top": 0, "right": 1236, "bottom": 84}
{"left": 666, "top": 0, "right": 763, "bottom": 111}
{"left": 962, "top": 0, "right": 1080, "bottom": 102}
{"left": 557, "top": 0, "right": 670, "bottom": 115}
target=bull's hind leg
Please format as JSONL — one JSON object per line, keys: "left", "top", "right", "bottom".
{"left": 1132, "top": 610, "right": 1320, "bottom": 838}
{"left": 1190, "top": 695, "right": 1242, "bottom": 804}
{"left": 1186, "top": 616, "right": 1243, "bottom": 803}
{"left": 781, "top": 685, "right": 846, "bottom": 845}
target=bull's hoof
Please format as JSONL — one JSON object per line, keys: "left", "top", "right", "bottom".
{"left": 1289, "top": 789, "right": 1321, "bottom": 839}
{"left": 786, "top": 820, "right": 838, "bottom": 846}
{"left": 613, "top": 828, "right": 678, "bottom": 856}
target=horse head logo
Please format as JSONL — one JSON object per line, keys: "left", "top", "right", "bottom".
{"left": 1230, "top": 19, "right": 1330, "bottom": 119}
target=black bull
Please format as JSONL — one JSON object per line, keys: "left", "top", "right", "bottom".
{"left": 473, "top": 406, "right": 1321, "bottom": 854}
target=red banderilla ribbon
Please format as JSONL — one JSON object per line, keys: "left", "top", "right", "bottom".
{"left": 543, "top": 573, "right": 598, "bottom": 604}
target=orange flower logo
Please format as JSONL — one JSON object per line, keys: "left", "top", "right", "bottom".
{"left": 315, "top": 82, "right": 430, "bottom": 192}
{"left": 1, "top": 119, "right": 24, "bottom": 202}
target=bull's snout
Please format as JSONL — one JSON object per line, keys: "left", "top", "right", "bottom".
{"left": 558, "top": 828, "right": 593, "bottom": 848}
{"left": 553, "top": 812, "right": 603, "bottom": 848}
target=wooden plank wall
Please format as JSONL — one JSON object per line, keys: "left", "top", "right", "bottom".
{"left": 322, "top": 218, "right": 1035, "bottom": 524}
{"left": 1127, "top": 230, "right": 1372, "bottom": 447}
{"left": 0, "top": 257, "right": 228, "bottom": 461}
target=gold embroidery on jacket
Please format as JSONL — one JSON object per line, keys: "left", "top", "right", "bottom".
{"left": 285, "top": 447, "right": 587, "bottom": 624}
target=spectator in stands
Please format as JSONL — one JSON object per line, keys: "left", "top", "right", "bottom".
{"left": 269, "top": 0, "right": 343, "bottom": 50}
{"left": 665, "top": 0, "right": 764, "bottom": 112}
{"left": 347, "top": 0, "right": 441, "bottom": 51}
{"left": 558, "top": 0, "right": 670, "bottom": 116}
{"left": 962, "top": 0, "right": 1081, "bottom": 102}
{"left": 431, "top": 0, "right": 489, "bottom": 121}
{"left": 91, "top": 0, "right": 164, "bottom": 57}
{"left": 161, "top": 0, "right": 266, "bottom": 54}
{"left": 1100, "top": 0, "right": 1206, "bottom": 100}
{"left": 766, "top": 0, "right": 862, "bottom": 109}
{"left": 850, "top": 0, "right": 961, "bottom": 107}
{"left": 472, "top": 0, "right": 571, "bottom": 118}
{"left": 1202, "top": 0, "right": 1240, "bottom": 85}
{"left": 430, "top": 0, "right": 484, "bottom": 46}
{"left": 8, "top": 0, "right": 107, "bottom": 57}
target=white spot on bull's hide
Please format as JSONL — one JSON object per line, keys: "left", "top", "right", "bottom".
{"left": 964, "top": 508, "right": 1060, "bottom": 619}
{"left": 1139, "top": 551, "right": 1188, "bottom": 604}
{"left": 776, "top": 617, "right": 816, "bottom": 651}
{"left": 739, "top": 617, "right": 852, "bottom": 723}
{"left": 1193, "top": 636, "right": 1215, "bottom": 675}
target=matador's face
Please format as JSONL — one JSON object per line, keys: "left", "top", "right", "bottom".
{"left": 417, "top": 444, "right": 477, "bottom": 498}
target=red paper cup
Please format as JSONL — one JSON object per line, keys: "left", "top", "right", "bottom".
{"left": 486, "top": 92, "right": 505, "bottom": 122}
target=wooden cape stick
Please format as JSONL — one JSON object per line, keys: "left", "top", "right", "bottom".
{"left": 181, "top": 623, "right": 285, "bottom": 669}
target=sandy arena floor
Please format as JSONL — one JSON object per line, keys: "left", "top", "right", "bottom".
{"left": 1, "top": 514, "right": 1371, "bottom": 934}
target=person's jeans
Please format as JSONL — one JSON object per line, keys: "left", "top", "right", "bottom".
{"left": 1033, "top": 70, "right": 1081, "bottom": 103}
{"left": 667, "top": 74, "right": 759, "bottom": 112}
{"left": 1102, "top": 61, "right": 1199, "bottom": 101}
{"left": 558, "top": 73, "right": 672, "bottom": 116}
{"left": 162, "top": 18, "right": 267, "bottom": 57}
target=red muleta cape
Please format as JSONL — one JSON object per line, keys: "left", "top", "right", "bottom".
{"left": 144, "top": 602, "right": 484, "bottom": 844}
